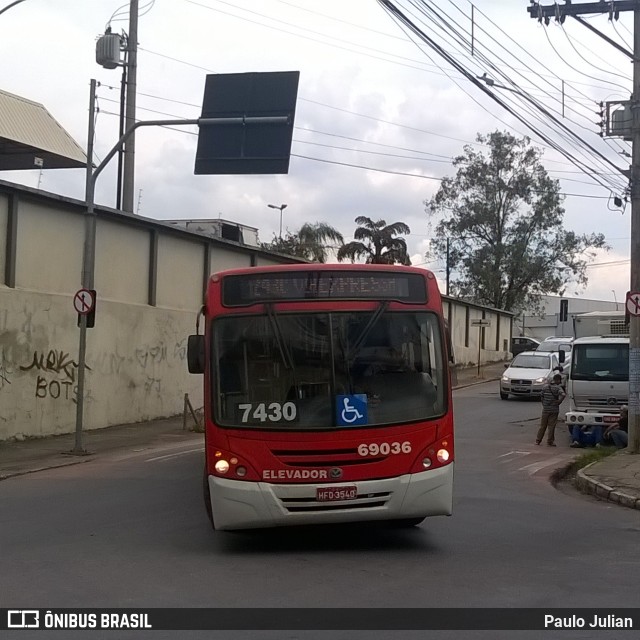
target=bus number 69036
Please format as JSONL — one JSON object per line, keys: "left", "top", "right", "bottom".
{"left": 357, "top": 442, "right": 412, "bottom": 457}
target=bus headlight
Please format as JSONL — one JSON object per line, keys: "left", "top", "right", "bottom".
{"left": 215, "top": 459, "right": 230, "bottom": 474}
{"left": 412, "top": 440, "right": 454, "bottom": 473}
{"left": 209, "top": 448, "right": 259, "bottom": 480}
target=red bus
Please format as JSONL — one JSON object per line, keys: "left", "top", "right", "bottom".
{"left": 187, "top": 264, "right": 454, "bottom": 530}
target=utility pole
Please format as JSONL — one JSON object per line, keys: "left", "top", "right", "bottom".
{"left": 631, "top": 4, "right": 640, "bottom": 455}
{"left": 527, "top": 1, "right": 639, "bottom": 454}
{"left": 445, "top": 237, "right": 450, "bottom": 296}
{"left": 122, "top": 0, "right": 138, "bottom": 213}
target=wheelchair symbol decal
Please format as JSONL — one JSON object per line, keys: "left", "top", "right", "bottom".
{"left": 336, "top": 394, "right": 368, "bottom": 426}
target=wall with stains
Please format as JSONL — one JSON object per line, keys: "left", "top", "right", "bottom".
{"left": 0, "top": 291, "right": 200, "bottom": 440}
{"left": 0, "top": 181, "right": 299, "bottom": 441}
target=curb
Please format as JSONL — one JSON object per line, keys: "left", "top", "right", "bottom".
{"left": 575, "top": 462, "right": 640, "bottom": 511}
{"left": 453, "top": 376, "right": 501, "bottom": 391}
{"left": 549, "top": 460, "right": 575, "bottom": 487}
{"left": 0, "top": 458, "right": 93, "bottom": 482}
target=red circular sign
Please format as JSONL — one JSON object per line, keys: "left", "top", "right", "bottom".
{"left": 74, "top": 289, "right": 94, "bottom": 315}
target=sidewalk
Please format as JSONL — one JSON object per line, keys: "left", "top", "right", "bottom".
{"left": 1, "top": 362, "right": 639, "bottom": 512}
{"left": 0, "top": 416, "right": 203, "bottom": 481}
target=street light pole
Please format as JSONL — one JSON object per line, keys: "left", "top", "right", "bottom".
{"left": 267, "top": 203, "right": 287, "bottom": 239}
{"left": 629, "top": 3, "right": 640, "bottom": 454}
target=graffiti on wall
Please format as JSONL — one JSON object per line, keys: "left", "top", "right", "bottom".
{"left": 135, "top": 342, "right": 167, "bottom": 369}
{"left": 20, "top": 349, "right": 85, "bottom": 402}
{"left": 0, "top": 348, "right": 12, "bottom": 390}
{"left": 174, "top": 338, "right": 187, "bottom": 362}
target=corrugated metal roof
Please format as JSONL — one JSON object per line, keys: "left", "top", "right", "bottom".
{"left": 0, "top": 88, "right": 86, "bottom": 170}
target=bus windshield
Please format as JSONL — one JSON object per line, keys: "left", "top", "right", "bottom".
{"left": 213, "top": 310, "right": 446, "bottom": 429}
{"left": 571, "top": 344, "right": 629, "bottom": 381}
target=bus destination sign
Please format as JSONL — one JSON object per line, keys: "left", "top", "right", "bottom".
{"left": 222, "top": 271, "right": 427, "bottom": 306}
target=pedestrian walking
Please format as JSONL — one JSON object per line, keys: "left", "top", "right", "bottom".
{"left": 536, "top": 373, "right": 566, "bottom": 446}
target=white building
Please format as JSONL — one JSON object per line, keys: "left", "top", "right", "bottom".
{"left": 515, "top": 295, "right": 620, "bottom": 341}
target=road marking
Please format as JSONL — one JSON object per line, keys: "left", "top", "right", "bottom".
{"left": 112, "top": 438, "right": 202, "bottom": 462}
{"left": 517, "top": 456, "right": 568, "bottom": 475}
{"left": 145, "top": 447, "right": 204, "bottom": 462}
{"left": 497, "top": 450, "right": 530, "bottom": 459}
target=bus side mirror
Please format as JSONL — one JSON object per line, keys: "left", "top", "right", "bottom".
{"left": 187, "top": 335, "right": 205, "bottom": 374}
{"left": 558, "top": 350, "right": 565, "bottom": 364}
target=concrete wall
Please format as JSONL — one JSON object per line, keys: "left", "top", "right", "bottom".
{"left": 0, "top": 181, "right": 295, "bottom": 441}
{"left": 0, "top": 289, "right": 200, "bottom": 439}
{"left": 0, "top": 193, "right": 8, "bottom": 284}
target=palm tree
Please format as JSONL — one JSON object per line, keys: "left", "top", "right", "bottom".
{"left": 337, "top": 216, "right": 412, "bottom": 265}
{"left": 262, "top": 222, "right": 343, "bottom": 263}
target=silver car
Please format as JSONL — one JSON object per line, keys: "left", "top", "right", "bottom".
{"left": 500, "top": 351, "right": 564, "bottom": 400}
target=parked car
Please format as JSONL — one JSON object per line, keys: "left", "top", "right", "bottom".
{"left": 500, "top": 351, "right": 565, "bottom": 400}
{"left": 510, "top": 336, "right": 540, "bottom": 356}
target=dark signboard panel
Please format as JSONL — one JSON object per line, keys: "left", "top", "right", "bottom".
{"left": 195, "top": 71, "right": 299, "bottom": 175}
{"left": 222, "top": 271, "right": 428, "bottom": 307}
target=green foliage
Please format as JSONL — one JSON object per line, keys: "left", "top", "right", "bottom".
{"left": 337, "top": 216, "right": 412, "bottom": 265}
{"left": 426, "top": 131, "right": 607, "bottom": 311}
{"left": 261, "top": 222, "right": 344, "bottom": 263}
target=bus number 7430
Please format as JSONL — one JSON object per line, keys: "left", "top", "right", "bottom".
{"left": 238, "top": 402, "right": 297, "bottom": 423}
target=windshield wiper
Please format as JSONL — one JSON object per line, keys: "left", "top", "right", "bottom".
{"left": 347, "top": 301, "right": 390, "bottom": 363}
{"left": 265, "top": 304, "right": 294, "bottom": 371}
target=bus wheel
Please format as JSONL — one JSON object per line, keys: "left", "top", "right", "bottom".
{"left": 203, "top": 466, "right": 215, "bottom": 529}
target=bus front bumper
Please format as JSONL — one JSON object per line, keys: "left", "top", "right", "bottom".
{"left": 208, "top": 465, "right": 454, "bottom": 531}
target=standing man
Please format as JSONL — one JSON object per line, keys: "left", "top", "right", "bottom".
{"left": 536, "top": 373, "right": 566, "bottom": 447}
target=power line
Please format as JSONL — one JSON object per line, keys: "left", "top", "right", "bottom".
{"left": 378, "top": 1, "right": 627, "bottom": 195}
{"left": 94, "top": 105, "right": 615, "bottom": 199}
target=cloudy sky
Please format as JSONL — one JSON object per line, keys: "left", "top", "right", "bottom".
{"left": 0, "top": 0, "right": 633, "bottom": 304}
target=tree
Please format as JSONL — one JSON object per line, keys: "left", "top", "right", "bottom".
{"left": 261, "top": 222, "right": 343, "bottom": 263}
{"left": 337, "top": 216, "right": 412, "bottom": 265}
{"left": 426, "top": 131, "right": 607, "bottom": 312}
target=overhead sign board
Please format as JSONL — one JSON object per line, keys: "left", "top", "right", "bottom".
{"left": 195, "top": 71, "right": 300, "bottom": 175}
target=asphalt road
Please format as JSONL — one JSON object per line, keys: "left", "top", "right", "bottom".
{"left": 2, "top": 381, "right": 640, "bottom": 640}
